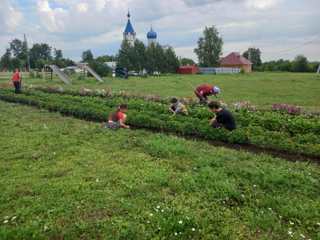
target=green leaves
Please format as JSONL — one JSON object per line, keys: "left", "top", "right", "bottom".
{"left": 0, "top": 88, "right": 319, "bottom": 158}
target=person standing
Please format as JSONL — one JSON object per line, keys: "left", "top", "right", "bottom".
{"left": 194, "top": 84, "right": 220, "bottom": 104}
{"left": 11, "top": 69, "right": 22, "bottom": 94}
{"left": 208, "top": 101, "right": 236, "bottom": 131}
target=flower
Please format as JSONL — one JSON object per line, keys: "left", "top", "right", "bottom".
{"left": 3, "top": 220, "right": 9, "bottom": 224}
{"left": 289, "top": 221, "right": 294, "bottom": 225}
{"left": 178, "top": 220, "right": 183, "bottom": 224}
{"left": 192, "top": 228, "right": 196, "bottom": 232}
{"left": 300, "top": 234, "right": 305, "bottom": 239}
{"left": 149, "top": 213, "right": 153, "bottom": 217}
{"left": 174, "top": 232, "right": 178, "bottom": 236}
{"left": 156, "top": 205, "right": 160, "bottom": 209}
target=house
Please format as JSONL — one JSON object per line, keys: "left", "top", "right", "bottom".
{"left": 220, "top": 52, "right": 252, "bottom": 73}
{"left": 177, "top": 65, "right": 199, "bottom": 74}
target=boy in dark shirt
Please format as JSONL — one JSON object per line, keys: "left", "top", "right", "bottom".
{"left": 208, "top": 101, "right": 236, "bottom": 131}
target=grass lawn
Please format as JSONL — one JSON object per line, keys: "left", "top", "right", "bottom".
{"left": 0, "top": 101, "right": 319, "bottom": 239}
{"left": 1, "top": 72, "right": 319, "bottom": 110}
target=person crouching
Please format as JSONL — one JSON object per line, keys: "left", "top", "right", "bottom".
{"left": 169, "top": 98, "right": 188, "bottom": 116}
{"left": 208, "top": 101, "right": 236, "bottom": 131}
{"left": 107, "top": 104, "right": 130, "bottom": 129}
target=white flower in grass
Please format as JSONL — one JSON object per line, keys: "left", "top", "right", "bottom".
{"left": 288, "top": 230, "right": 293, "bottom": 236}
{"left": 192, "top": 228, "right": 196, "bottom": 232}
{"left": 300, "top": 234, "right": 305, "bottom": 239}
{"left": 3, "top": 220, "right": 9, "bottom": 224}
{"left": 174, "top": 232, "right": 178, "bottom": 236}
{"left": 11, "top": 216, "right": 17, "bottom": 221}
{"left": 156, "top": 205, "right": 160, "bottom": 209}
{"left": 95, "top": 178, "right": 99, "bottom": 183}
{"left": 178, "top": 220, "right": 183, "bottom": 224}
{"left": 289, "top": 221, "right": 294, "bottom": 225}
{"left": 149, "top": 213, "right": 153, "bottom": 217}
{"left": 317, "top": 222, "right": 320, "bottom": 226}
{"left": 253, "top": 185, "right": 257, "bottom": 188}
{"left": 161, "top": 209, "right": 164, "bottom": 213}
{"left": 268, "top": 208, "right": 272, "bottom": 211}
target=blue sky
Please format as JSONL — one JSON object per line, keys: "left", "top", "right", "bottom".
{"left": 1, "top": 0, "right": 319, "bottom": 62}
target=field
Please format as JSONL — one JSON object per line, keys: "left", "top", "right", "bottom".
{"left": 1, "top": 72, "right": 320, "bottom": 110}
{"left": 0, "top": 72, "right": 320, "bottom": 239}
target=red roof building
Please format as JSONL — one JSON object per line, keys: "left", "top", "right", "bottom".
{"left": 220, "top": 52, "right": 252, "bottom": 73}
{"left": 177, "top": 65, "right": 199, "bottom": 74}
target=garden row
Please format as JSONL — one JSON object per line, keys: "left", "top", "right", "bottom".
{"left": 0, "top": 88, "right": 319, "bottom": 159}
{"left": 26, "top": 86, "right": 320, "bottom": 136}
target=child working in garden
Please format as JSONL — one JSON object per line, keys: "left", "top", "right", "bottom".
{"left": 208, "top": 101, "right": 236, "bottom": 131}
{"left": 169, "top": 98, "right": 188, "bottom": 116}
{"left": 106, "top": 104, "right": 130, "bottom": 129}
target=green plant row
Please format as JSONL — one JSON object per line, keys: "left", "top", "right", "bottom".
{"left": 26, "top": 86, "right": 320, "bottom": 136}
{"left": 0, "top": 89, "right": 319, "bottom": 158}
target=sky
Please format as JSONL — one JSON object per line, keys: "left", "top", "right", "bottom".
{"left": 0, "top": 0, "right": 319, "bottom": 62}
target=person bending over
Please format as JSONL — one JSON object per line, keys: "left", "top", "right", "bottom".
{"left": 107, "top": 104, "right": 130, "bottom": 129}
{"left": 208, "top": 101, "right": 236, "bottom": 131}
{"left": 194, "top": 84, "right": 220, "bottom": 104}
{"left": 169, "top": 98, "right": 188, "bottom": 116}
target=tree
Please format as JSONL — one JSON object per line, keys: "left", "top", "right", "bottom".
{"left": 54, "top": 49, "right": 63, "bottom": 61}
{"left": 292, "top": 55, "right": 309, "bottom": 72}
{"left": 180, "top": 58, "right": 195, "bottom": 66}
{"left": 82, "top": 50, "right": 94, "bottom": 63}
{"left": 117, "top": 40, "right": 134, "bottom": 70}
{"left": 194, "top": 26, "right": 223, "bottom": 67}
{"left": 164, "top": 47, "right": 180, "bottom": 73}
{"left": 243, "top": 48, "right": 262, "bottom": 70}
{"left": 0, "top": 48, "right": 12, "bottom": 71}
{"left": 8, "top": 38, "right": 28, "bottom": 70}
{"left": 29, "top": 43, "right": 52, "bottom": 69}
{"left": 132, "top": 40, "right": 147, "bottom": 72}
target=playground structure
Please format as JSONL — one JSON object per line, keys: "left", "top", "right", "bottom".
{"left": 77, "top": 63, "right": 104, "bottom": 82}
{"left": 44, "top": 65, "right": 71, "bottom": 84}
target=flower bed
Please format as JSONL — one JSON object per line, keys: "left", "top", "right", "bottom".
{"left": 0, "top": 88, "right": 319, "bottom": 158}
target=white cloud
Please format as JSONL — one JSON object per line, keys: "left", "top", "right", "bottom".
{"left": 76, "top": 3, "right": 88, "bottom": 13}
{"left": 246, "top": 0, "right": 280, "bottom": 10}
{"left": 0, "top": 0, "right": 23, "bottom": 33}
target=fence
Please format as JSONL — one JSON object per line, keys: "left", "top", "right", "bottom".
{"left": 199, "top": 67, "right": 241, "bottom": 74}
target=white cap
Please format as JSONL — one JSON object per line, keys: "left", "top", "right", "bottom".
{"left": 213, "top": 86, "right": 221, "bottom": 94}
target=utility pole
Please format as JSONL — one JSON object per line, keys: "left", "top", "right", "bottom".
{"left": 24, "top": 34, "right": 31, "bottom": 72}
{"left": 317, "top": 64, "right": 320, "bottom": 74}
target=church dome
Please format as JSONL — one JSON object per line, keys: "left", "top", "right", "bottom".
{"left": 147, "top": 27, "right": 157, "bottom": 39}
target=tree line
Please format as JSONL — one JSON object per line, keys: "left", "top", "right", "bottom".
{"left": 0, "top": 38, "right": 74, "bottom": 71}
{"left": 117, "top": 39, "right": 180, "bottom": 74}
{"left": 1, "top": 30, "right": 318, "bottom": 74}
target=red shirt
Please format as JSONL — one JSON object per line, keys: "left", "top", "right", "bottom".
{"left": 196, "top": 84, "right": 213, "bottom": 97}
{"left": 12, "top": 72, "right": 21, "bottom": 82}
{"left": 109, "top": 111, "right": 125, "bottom": 122}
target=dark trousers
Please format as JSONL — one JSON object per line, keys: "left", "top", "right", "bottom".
{"left": 13, "top": 81, "right": 21, "bottom": 94}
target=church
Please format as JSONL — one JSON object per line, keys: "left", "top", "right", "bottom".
{"left": 123, "top": 12, "right": 157, "bottom": 46}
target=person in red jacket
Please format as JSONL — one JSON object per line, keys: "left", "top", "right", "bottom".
{"left": 11, "top": 68, "right": 22, "bottom": 93}
{"left": 194, "top": 84, "right": 220, "bottom": 104}
{"left": 106, "top": 104, "right": 130, "bottom": 129}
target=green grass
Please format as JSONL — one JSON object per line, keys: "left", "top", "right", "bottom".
{"left": 0, "top": 101, "right": 319, "bottom": 239}
{"left": 2, "top": 72, "right": 319, "bottom": 110}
